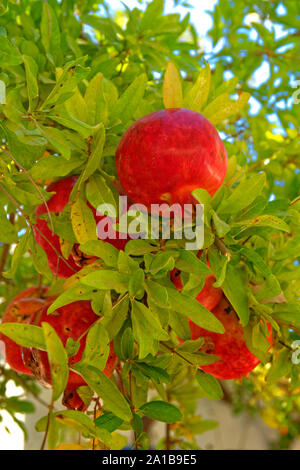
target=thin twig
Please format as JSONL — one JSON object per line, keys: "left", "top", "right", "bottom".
{"left": 160, "top": 342, "right": 195, "bottom": 366}
{"left": 40, "top": 396, "right": 54, "bottom": 450}
{"left": 1, "top": 146, "right": 54, "bottom": 234}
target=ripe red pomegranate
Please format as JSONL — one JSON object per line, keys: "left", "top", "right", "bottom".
{"left": 23, "top": 300, "right": 117, "bottom": 410}
{"left": 34, "top": 176, "right": 130, "bottom": 278}
{"left": 190, "top": 296, "right": 273, "bottom": 380}
{"left": 116, "top": 109, "right": 228, "bottom": 209}
{"left": 0, "top": 286, "right": 50, "bottom": 375}
{"left": 34, "top": 176, "right": 80, "bottom": 278}
{"left": 170, "top": 269, "right": 222, "bottom": 311}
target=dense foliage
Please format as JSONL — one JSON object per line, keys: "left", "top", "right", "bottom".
{"left": 0, "top": 0, "right": 299, "bottom": 450}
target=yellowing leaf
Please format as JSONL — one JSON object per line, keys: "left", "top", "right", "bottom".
{"left": 55, "top": 443, "right": 84, "bottom": 450}
{"left": 71, "top": 195, "right": 97, "bottom": 244}
{"left": 163, "top": 62, "right": 183, "bottom": 109}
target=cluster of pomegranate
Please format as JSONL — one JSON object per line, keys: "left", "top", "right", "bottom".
{"left": 0, "top": 286, "right": 117, "bottom": 410}
{"left": 0, "top": 108, "right": 272, "bottom": 408}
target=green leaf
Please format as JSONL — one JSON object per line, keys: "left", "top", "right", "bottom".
{"left": 266, "top": 349, "right": 292, "bottom": 383}
{"left": 0, "top": 210, "right": 18, "bottom": 243}
{"left": 23, "top": 55, "right": 38, "bottom": 109}
{"left": 145, "top": 280, "right": 169, "bottom": 308}
{"left": 47, "top": 285, "right": 94, "bottom": 314}
{"left": 176, "top": 250, "right": 210, "bottom": 276}
{"left": 140, "top": 401, "right": 182, "bottom": 423}
{"left": 125, "top": 239, "right": 159, "bottom": 255}
{"left": 163, "top": 62, "right": 183, "bottom": 109}
{"left": 94, "top": 412, "right": 123, "bottom": 433}
{"left": 81, "top": 270, "right": 129, "bottom": 293}
{"left": 0, "top": 323, "right": 46, "bottom": 350}
{"left": 29, "top": 155, "right": 83, "bottom": 180}
{"left": 0, "top": 36, "right": 22, "bottom": 66}
{"left": 131, "top": 300, "right": 169, "bottom": 359}
{"left": 129, "top": 268, "right": 145, "bottom": 299}
{"left": 84, "top": 73, "right": 108, "bottom": 125}
{"left": 219, "top": 173, "right": 266, "bottom": 215}
{"left": 73, "top": 365, "right": 132, "bottom": 421}
{"left": 212, "top": 211, "right": 230, "bottom": 237}
{"left": 42, "top": 322, "right": 69, "bottom": 402}
{"left": 134, "top": 362, "right": 169, "bottom": 384}
{"left": 209, "top": 248, "right": 250, "bottom": 326}
{"left": 120, "top": 327, "right": 135, "bottom": 360}
{"left": 78, "top": 125, "right": 105, "bottom": 183}
{"left": 40, "top": 1, "right": 61, "bottom": 63}
{"left": 111, "top": 74, "right": 147, "bottom": 124}
{"left": 86, "top": 173, "right": 117, "bottom": 213}
{"left": 39, "top": 126, "right": 71, "bottom": 160}
{"left": 166, "top": 288, "right": 224, "bottom": 333}
{"left": 241, "top": 215, "right": 290, "bottom": 233}
{"left": 203, "top": 91, "right": 250, "bottom": 125}
{"left": 3, "top": 231, "right": 30, "bottom": 279}
{"left": 79, "top": 322, "right": 109, "bottom": 370}
{"left": 196, "top": 370, "right": 223, "bottom": 400}
{"left": 80, "top": 240, "right": 119, "bottom": 268}
{"left": 184, "top": 63, "right": 211, "bottom": 112}
{"left": 140, "top": 0, "right": 164, "bottom": 31}
{"left": 0, "top": 0, "right": 8, "bottom": 16}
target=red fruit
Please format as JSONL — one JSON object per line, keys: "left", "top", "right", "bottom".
{"left": 34, "top": 176, "right": 130, "bottom": 278}
{"left": 170, "top": 269, "right": 222, "bottom": 311}
{"left": 190, "top": 297, "right": 273, "bottom": 380}
{"left": 0, "top": 286, "right": 49, "bottom": 375}
{"left": 34, "top": 176, "right": 80, "bottom": 278}
{"left": 24, "top": 300, "right": 117, "bottom": 410}
{"left": 116, "top": 109, "right": 227, "bottom": 209}
{"left": 195, "top": 274, "right": 222, "bottom": 311}
{"left": 13, "top": 285, "right": 49, "bottom": 302}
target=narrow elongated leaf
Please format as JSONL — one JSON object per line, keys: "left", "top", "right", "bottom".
{"left": 73, "top": 365, "right": 132, "bottom": 421}
{"left": 166, "top": 288, "right": 224, "bottom": 333}
{"left": 81, "top": 270, "right": 129, "bottom": 292}
{"left": 80, "top": 240, "right": 119, "bottom": 267}
{"left": 219, "top": 173, "right": 266, "bottom": 215}
{"left": 0, "top": 323, "right": 46, "bottom": 350}
{"left": 71, "top": 195, "right": 97, "bottom": 244}
{"left": 184, "top": 63, "right": 211, "bottom": 112}
{"left": 203, "top": 91, "right": 250, "bottom": 125}
{"left": 140, "top": 401, "right": 182, "bottom": 423}
{"left": 94, "top": 412, "right": 123, "bottom": 432}
{"left": 196, "top": 370, "right": 223, "bottom": 400}
{"left": 79, "top": 322, "right": 109, "bottom": 370}
{"left": 111, "top": 74, "right": 147, "bottom": 124}
{"left": 42, "top": 322, "right": 69, "bottom": 402}
{"left": 163, "top": 62, "right": 183, "bottom": 109}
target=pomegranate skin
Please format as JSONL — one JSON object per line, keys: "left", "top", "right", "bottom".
{"left": 24, "top": 300, "right": 117, "bottom": 410}
{"left": 34, "top": 176, "right": 130, "bottom": 278}
{"left": 116, "top": 108, "right": 227, "bottom": 209}
{"left": 34, "top": 176, "right": 79, "bottom": 278}
{"left": 0, "top": 287, "right": 50, "bottom": 375}
{"left": 195, "top": 274, "right": 223, "bottom": 311}
{"left": 190, "top": 297, "right": 273, "bottom": 380}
